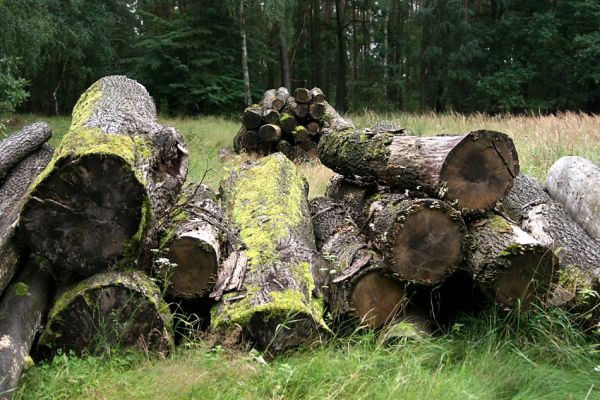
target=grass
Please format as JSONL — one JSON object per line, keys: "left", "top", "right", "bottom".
{"left": 5, "top": 111, "right": 600, "bottom": 399}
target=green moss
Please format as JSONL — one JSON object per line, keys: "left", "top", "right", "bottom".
{"left": 280, "top": 113, "right": 292, "bottom": 122}
{"left": 14, "top": 282, "right": 29, "bottom": 296}
{"left": 295, "top": 125, "right": 307, "bottom": 133}
{"left": 488, "top": 214, "right": 512, "bottom": 234}
{"left": 558, "top": 265, "right": 598, "bottom": 304}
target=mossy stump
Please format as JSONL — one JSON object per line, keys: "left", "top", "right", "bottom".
{"left": 17, "top": 76, "right": 189, "bottom": 280}
{"left": 318, "top": 129, "right": 519, "bottom": 211}
{"left": 211, "top": 153, "right": 328, "bottom": 353}
{"left": 467, "top": 214, "right": 558, "bottom": 309}
{"left": 365, "top": 194, "right": 466, "bottom": 285}
{"left": 39, "top": 270, "right": 173, "bottom": 355}
{"left": 310, "top": 197, "right": 407, "bottom": 328}
{"left": 156, "top": 184, "right": 226, "bottom": 300}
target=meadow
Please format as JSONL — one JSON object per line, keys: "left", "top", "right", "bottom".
{"left": 6, "top": 112, "right": 600, "bottom": 399}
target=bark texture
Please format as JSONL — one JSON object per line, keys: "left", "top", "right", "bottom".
{"left": 310, "top": 87, "right": 325, "bottom": 103}
{"left": 156, "top": 185, "right": 226, "bottom": 300}
{"left": 18, "top": 76, "right": 189, "bottom": 279}
{"left": 325, "top": 174, "right": 377, "bottom": 226}
{"left": 318, "top": 129, "right": 519, "bottom": 210}
{"left": 211, "top": 154, "right": 328, "bottom": 353}
{"left": 545, "top": 156, "right": 600, "bottom": 239}
{"left": 322, "top": 101, "right": 354, "bottom": 130}
{"left": 0, "top": 144, "right": 53, "bottom": 295}
{"left": 310, "top": 197, "right": 406, "bottom": 328}
{"left": 365, "top": 194, "right": 466, "bottom": 285}
{"left": 39, "top": 270, "right": 173, "bottom": 355}
{"left": 467, "top": 214, "right": 558, "bottom": 309}
{"left": 241, "top": 105, "right": 262, "bottom": 129}
{"left": 0, "top": 122, "right": 51, "bottom": 182}
{"left": 0, "top": 259, "right": 53, "bottom": 400}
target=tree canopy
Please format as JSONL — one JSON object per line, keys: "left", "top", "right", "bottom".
{"left": 0, "top": 0, "right": 599, "bottom": 116}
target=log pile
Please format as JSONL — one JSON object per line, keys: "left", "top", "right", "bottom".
{"left": 233, "top": 87, "right": 354, "bottom": 162}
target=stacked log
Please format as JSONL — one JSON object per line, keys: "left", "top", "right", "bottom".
{"left": 234, "top": 87, "right": 354, "bottom": 163}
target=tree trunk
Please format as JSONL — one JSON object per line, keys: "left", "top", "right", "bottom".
{"left": 310, "top": 87, "right": 325, "bottom": 103}
{"left": 240, "top": 0, "right": 252, "bottom": 106}
{"left": 365, "top": 194, "right": 466, "bottom": 285}
{"left": 39, "top": 270, "right": 174, "bottom": 355}
{"left": 241, "top": 105, "right": 262, "bottom": 129}
{"left": 239, "top": 0, "right": 252, "bottom": 106}
{"left": 324, "top": 174, "right": 376, "bottom": 226}
{"left": 274, "top": 87, "right": 290, "bottom": 110}
{"left": 280, "top": 35, "right": 291, "bottom": 92}
{"left": 211, "top": 154, "right": 328, "bottom": 353}
{"left": 0, "top": 258, "right": 54, "bottom": 399}
{"left": 467, "top": 214, "right": 558, "bottom": 309}
{"left": 545, "top": 156, "right": 600, "bottom": 239}
{"left": 335, "top": 0, "right": 348, "bottom": 112}
{"left": 0, "top": 144, "right": 53, "bottom": 296}
{"left": 322, "top": 101, "right": 355, "bottom": 131}
{"left": 318, "top": 129, "right": 519, "bottom": 210}
{"left": 155, "top": 185, "right": 226, "bottom": 300}
{"left": 0, "top": 122, "right": 51, "bottom": 181}
{"left": 310, "top": 197, "right": 406, "bottom": 327}
{"left": 500, "top": 174, "right": 600, "bottom": 307}
{"left": 17, "top": 76, "right": 189, "bottom": 280}
{"left": 258, "top": 124, "right": 282, "bottom": 143}
{"left": 294, "top": 88, "right": 311, "bottom": 103}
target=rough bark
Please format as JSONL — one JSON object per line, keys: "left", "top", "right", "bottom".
{"left": 0, "top": 122, "right": 51, "bottom": 182}
{"left": 39, "top": 270, "right": 174, "bottom": 355}
{"left": 467, "top": 214, "right": 558, "bottom": 309}
{"left": 545, "top": 156, "right": 600, "bottom": 239}
{"left": 17, "top": 76, "right": 189, "bottom": 279}
{"left": 211, "top": 154, "right": 328, "bottom": 353}
{"left": 365, "top": 194, "right": 466, "bottom": 285}
{"left": 318, "top": 129, "right": 519, "bottom": 210}
{"left": 155, "top": 185, "right": 226, "bottom": 300}
{"left": 500, "top": 174, "right": 600, "bottom": 307}
{"left": 294, "top": 88, "right": 311, "bottom": 103}
{"left": 0, "top": 144, "right": 53, "bottom": 296}
{"left": 258, "top": 124, "right": 282, "bottom": 143}
{"left": 240, "top": 0, "right": 252, "bottom": 106}
{"left": 322, "top": 101, "right": 354, "bottom": 131}
{"left": 260, "top": 89, "right": 278, "bottom": 109}
{"left": 241, "top": 105, "right": 262, "bottom": 129}
{"left": 274, "top": 87, "right": 290, "bottom": 110}
{"left": 310, "top": 87, "right": 325, "bottom": 103}
{"left": 324, "top": 174, "right": 377, "bottom": 226}
{"left": 0, "top": 258, "right": 54, "bottom": 400}
{"left": 262, "top": 108, "right": 280, "bottom": 125}
{"left": 286, "top": 97, "right": 309, "bottom": 119}
{"left": 309, "top": 102, "right": 327, "bottom": 121}
{"left": 310, "top": 197, "right": 406, "bottom": 328}
{"left": 235, "top": 128, "right": 259, "bottom": 153}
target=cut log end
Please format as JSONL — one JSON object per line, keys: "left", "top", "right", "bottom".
{"left": 19, "top": 155, "right": 147, "bottom": 277}
{"left": 350, "top": 272, "right": 406, "bottom": 328}
{"left": 390, "top": 208, "right": 464, "bottom": 284}
{"left": 441, "top": 130, "right": 519, "bottom": 210}
{"left": 494, "top": 248, "right": 557, "bottom": 309}
{"left": 166, "top": 236, "right": 219, "bottom": 299}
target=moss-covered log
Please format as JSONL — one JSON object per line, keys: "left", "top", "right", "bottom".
{"left": 211, "top": 154, "right": 328, "bottom": 353}
{"left": 0, "top": 122, "right": 51, "bottom": 182}
{"left": 0, "top": 144, "right": 53, "bottom": 295}
{"left": 241, "top": 105, "right": 262, "bottom": 130}
{"left": 293, "top": 126, "right": 310, "bottom": 144}
{"left": 310, "top": 197, "right": 406, "bottom": 328}
{"left": 39, "top": 270, "right": 173, "bottom": 355}
{"left": 310, "top": 87, "right": 325, "bottom": 103}
{"left": 545, "top": 156, "right": 600, "bottom": 239}
{"left": 365, "top": 194, "right": 466, "bottom": 285}
{"left": 500, "top": 174, "right": 600, "bottom": 307}
{"left": 467, "top": 214, "right": 558, "bottom": 309}
{"left": 156, "top": 185, "right": 226, "bottom": 300}
{"left": 17, "top": 76, "right": 189, "bottom": 279}
{"left": 0, "top": 258, "right": 54, "bottom": 399}
{"left": 279, "top": 113, "right": 298, "bottom": 135}
{"left": 318, "top": 129, "right": 519, "bottom": 210}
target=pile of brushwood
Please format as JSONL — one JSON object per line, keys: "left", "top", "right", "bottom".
{"left": 233, "top": 87, "right": 354, "bottom": 162}
{"left": 1, "top": 76, "right": 599, "bottom": 399}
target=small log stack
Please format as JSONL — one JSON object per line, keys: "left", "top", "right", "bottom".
{"left": 234, "top": 87, "right": 354, "bottom": 163}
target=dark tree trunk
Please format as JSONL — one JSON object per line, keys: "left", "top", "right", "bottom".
{"left": 0, "top": 122, "right": 51, "bottom": 181}
{"left": 0, "top": 144, "right": 53, "bottom": 295}
{"left": 211, "top": 154, "right": 328, "bottom": 354}
{"left": 310, "top": 197, "right": 406, "bottom": 328}
{"left": 365, "top": 194, "right": 466, "bottom": 285}
{"left": 39, "top": 271, "right": 174, "bottom": 355}
{"left": 155, "top": 185, "right": 226, "bottom": 300}
{"left": 17, "top": 76, "right": 189, "bottom": 280}
{"left": 467, "top": 214, "right": 558, "bottom": 309}
{"left": 318, "top": 129, "right": 518, "bottom": 210}
{"left": 335, "top": 0, "right": 348, "bottom": 112}
{"left": 0, "top": 258, "right": 54, "bottom": 399}
{"left": 280, "top": 35, "right": 291, "bottom": 92}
